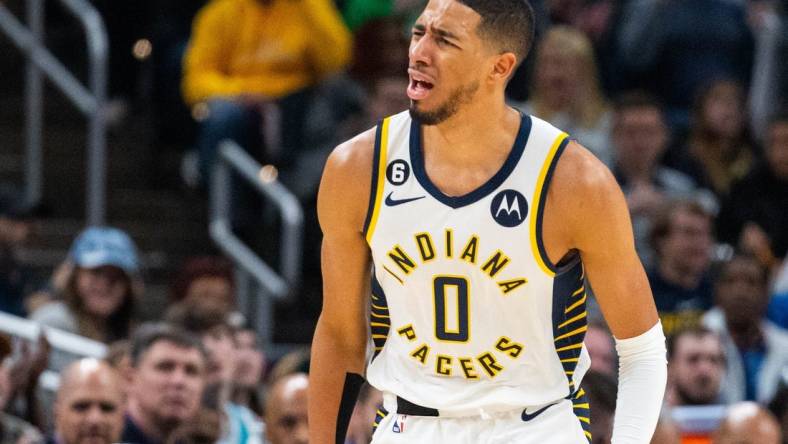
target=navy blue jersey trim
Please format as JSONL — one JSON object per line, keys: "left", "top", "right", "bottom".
{"left": 573, "top": 388, "right": 592, "bottom": 442}
{"left": 535, "top": 137, "right": 571, "bottom": 273}
{"left": 551, "top": 260, "right": 587, "bottom": 393}
{"left": 362, "top": 121, "right": 384, "bottom": 236}
{"left": 409, "top": 112, "right": 532, "bottom": 209}
{"left": 372, "top": 406, "right": 388, "bottom": 432}
{"left": 370, "top": 273, "right": 391, "bottom": 360}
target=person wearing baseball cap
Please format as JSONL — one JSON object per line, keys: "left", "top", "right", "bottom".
{"left": 31, "top": 227, "right": 142, "bottom": 349}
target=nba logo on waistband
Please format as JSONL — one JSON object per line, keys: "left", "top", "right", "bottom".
{"left": 392, "top": 415, "right": 407, "bottom": 433}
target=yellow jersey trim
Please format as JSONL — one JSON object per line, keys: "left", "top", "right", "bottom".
{"left": 365, "top": 118, "right": 391, "bottom": 244}
{"left": 529, "top": 132, "right": 569, "bottom": 277}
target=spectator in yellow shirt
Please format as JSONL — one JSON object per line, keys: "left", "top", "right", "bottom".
{"left": 182, "top": 0, "right": 351, "bottom": 183}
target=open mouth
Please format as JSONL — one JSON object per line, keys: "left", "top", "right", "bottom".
{"left": 407, "top": 78, "right": 434, "bottom": 100}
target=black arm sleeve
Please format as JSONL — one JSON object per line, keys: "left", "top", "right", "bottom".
{"left": 335, "top": 372, "right": 365, "bottom": 444}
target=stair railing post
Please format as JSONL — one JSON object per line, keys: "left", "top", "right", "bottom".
{"left": 24, "top": 0, "right": 44, "bottom": 209}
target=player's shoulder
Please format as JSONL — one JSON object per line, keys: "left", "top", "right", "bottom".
{"left": 324, "top": 126, "right": 378, "bottom": 177}
{"left": 318, "top": 125, "right": 380, "bottom": 231}
{"left": 543, "top": 140, "right": 631, "bottom": 250}
{"left": 551, "top": 140, "right": 619, "bottom": 198}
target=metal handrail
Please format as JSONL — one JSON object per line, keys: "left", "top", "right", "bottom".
{"left": 0, "top": 0, "right": 108, "bottom": 225}
{"left": 0, "top": 311, "right": 107, "bottom": 391}
{"left": 210, "top": 141, "right": 304, "bottom": 346}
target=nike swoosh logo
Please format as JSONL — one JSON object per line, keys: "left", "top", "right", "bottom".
{"left": 521, "top": 402, "right": 557, "bottom": 422}
{"left": 384, "top": 192, "right": 425, "bottom": 207}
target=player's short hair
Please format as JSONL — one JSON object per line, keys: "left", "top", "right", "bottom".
{"left": 458, "top": 0, "right": 535, "bottom": 67}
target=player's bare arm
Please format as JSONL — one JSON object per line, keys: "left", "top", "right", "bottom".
{"left": 543, "top": 140, "right": 659, "bottom": 338}
{"left": 545, "top": 140, "right": 667, "bottom": 443}
{"left": 309, "top": 128, "right": 376, "bottom": 443}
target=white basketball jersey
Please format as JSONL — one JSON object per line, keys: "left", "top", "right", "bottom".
{"left": 363, "top": 110, "right": 591, "bottom": 414}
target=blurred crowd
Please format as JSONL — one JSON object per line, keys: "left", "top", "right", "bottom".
{"left": 1, "top": 0, "right": 788, "bottom": 442}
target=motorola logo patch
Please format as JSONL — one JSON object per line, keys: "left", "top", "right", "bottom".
{"left": 491, "top": 189, "right": 528, "bottom": 227}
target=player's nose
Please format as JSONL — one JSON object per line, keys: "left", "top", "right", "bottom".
{"left": 409, "top": 36, "right": 432, "bottom": 66}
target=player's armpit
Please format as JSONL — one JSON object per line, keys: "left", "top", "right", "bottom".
{"left": 309, "top": 129, "right": 376, "bottom": 444}
{"left": 544, "top": 141, "right": 659, "bottom": 340}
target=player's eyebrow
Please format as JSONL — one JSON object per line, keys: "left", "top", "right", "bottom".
{"left": 413, "top": 23, "right": 460, "bottom": 41}
{"left": 434, "top": 27, "right": 459, "bottom": 40}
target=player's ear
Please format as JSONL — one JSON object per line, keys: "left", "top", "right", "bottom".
{"left": 490, "top": 52, "right": 517, "bottom": 83}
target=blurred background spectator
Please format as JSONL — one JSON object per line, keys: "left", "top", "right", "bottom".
{"left": 712, "top": 401, "right": 782, "bottom": 444}
{"left": 648, "top": 200, "right": 716, "bottom": 336}
{"left": 30, "top": 227, "right": 141, "bottom": 347}
{"left": 231, "top": 327, "right": 266, "bottom": 418}
{"left": 616, "top": 0, "right": 754, "bottom": 131}
{"left": 166, "top": 304, "right": 263, "bottom": 444}
{"left": 513, "top": 25, "right": 613, "bottom": 165}
{"left": 665, "top": 327, "right": 726, "bottom": 408}
{"left": 266, "top": 347, "right": 310, "bottom": 385}
{"left": 610, "top": 92, "right": 709, "bottom": 269}
{"left": 665, "top": 79, "right": 757, "bottom": 199}
{"left": 181, "top": 0, "right": 351, "bottom": 185}
{"left": 0, "top": 334, "right": 42, "bottom": 444}
{"left": 2, "top": 334, "right": 49, "bottom": 431}
{"left": 717, "top": 111, "right": 788, "bottom": 266}
{"left": 263, "top": 372, "right": 308, "bottom": 444}
{"left": 169, "top": 256, "right": 236, "bottom": 316}
{"left": 703, "top": 254, "right": 788, "bottom": 404}
{"left": 123, "top": 324, "right": 207, "bottom": 443}
{"left": 52, "top": 358, "right": 124, "bottom": 444}
{"left": 0, "top": 191, "right": 35, "bottom": 319}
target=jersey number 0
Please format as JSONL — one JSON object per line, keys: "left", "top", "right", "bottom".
{"left": 434, "top": 276, "right": 470, "bottom": 342}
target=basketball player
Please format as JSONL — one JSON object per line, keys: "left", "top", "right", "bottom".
{"left": 309, "top": 0, "right": 667, "bottom": 442}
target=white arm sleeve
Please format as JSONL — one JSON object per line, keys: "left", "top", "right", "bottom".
{"left": 612, "top": 321, "right": 667, "bottom": 444}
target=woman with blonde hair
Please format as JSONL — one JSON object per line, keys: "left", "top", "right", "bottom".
{"left": 515, "top": 25, "right": 613, "bottom": 166}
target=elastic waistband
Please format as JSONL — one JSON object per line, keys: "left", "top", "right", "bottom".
{"left": 396, "top": 396, "right": 439, "bottom": 416}
{"left": 385, "top": 390, "right": 582, "bottom": 419}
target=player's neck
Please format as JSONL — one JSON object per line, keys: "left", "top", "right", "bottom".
{"left": 422, "top": 98, "right": 519, "bottom": 165}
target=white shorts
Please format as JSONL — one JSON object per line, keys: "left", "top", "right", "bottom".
{"left": 370, "top": 390, "right": 591, "bottom": 444}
